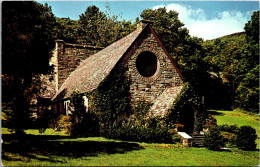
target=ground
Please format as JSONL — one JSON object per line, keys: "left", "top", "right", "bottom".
{"left": 2, "top": 109, "right": 259, "bottom": 166}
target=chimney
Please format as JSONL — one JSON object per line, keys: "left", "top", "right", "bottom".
{"left": 137, "top": 20, "right": 154, "bottom": 30}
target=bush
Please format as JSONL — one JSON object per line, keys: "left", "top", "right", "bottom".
{"left": 236, "top": 125, "right": 257, "bottom": 150}
{"left": 221, "top": 131, "right": 237, "bottom": 147}
{"left": 171, "top": 134, "right": 182, "bottom": 144}
{"left": 51, "top": 115, "right": 71, "bottom": 132}
{"left": 102, "top": 116, "right": 174, "bottom": 143}
{"left": 203, "top": 127, "right": 225, "bottom": 150}
{"left": 218, "top": 124, "right": 239, "bottom": 134}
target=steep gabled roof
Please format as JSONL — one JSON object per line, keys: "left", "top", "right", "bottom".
{"left": 52, "top": 24, "right": 183, "bottom": 101}
{"left": 52, "top": 28, "right": 143, "bottom": 101}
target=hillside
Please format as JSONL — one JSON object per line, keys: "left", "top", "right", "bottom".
{"left": 202, "top": 28, "right": 258, "bottom": 112}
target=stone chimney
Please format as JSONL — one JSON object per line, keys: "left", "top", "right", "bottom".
{"left": 137, "top": 20, "right": 154, "bottom": 30}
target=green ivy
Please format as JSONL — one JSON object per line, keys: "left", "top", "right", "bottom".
{"left": 166, "top": 82, "right": 209, "bottom": 133}
{"left": 86, "top": 66, "right": 131, "bottom": 133}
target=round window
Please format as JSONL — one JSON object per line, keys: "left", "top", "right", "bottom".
{"left": 136, "top": 51, "right": 158, "bottom": 77}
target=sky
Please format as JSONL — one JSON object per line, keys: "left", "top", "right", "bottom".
{"left": 38, "top": 1, "right": 259, "bottom": 40}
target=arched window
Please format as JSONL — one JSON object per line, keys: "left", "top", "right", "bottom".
{"left": 136, "top": 51, "right": 158, "bottom": 77}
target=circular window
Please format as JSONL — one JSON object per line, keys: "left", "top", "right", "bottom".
{"left": 136, "top": 51, "right": 158, "bottom": 77}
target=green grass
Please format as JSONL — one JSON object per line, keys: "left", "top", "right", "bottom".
{"left": 209, "top": 109, "right": 259, "bottom": 137}
{"left": 209, "top": 109, "right": 260, "bottom": 149}
{"left": 2, "top": 109, "right": 260, "bottom": 166}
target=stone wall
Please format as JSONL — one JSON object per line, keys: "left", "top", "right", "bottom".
{"left": 55, "top": 40, "right": 103, "bottom": 89}
{"left": 123, "top": 27, "right": 183, "bottom": 103}
{"left": 40, "top": 40, "right": 103, "bottom": 99}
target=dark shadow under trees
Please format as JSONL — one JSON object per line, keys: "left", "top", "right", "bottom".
{"left": 2, "top": 134, "right": 143, "bottom": 163}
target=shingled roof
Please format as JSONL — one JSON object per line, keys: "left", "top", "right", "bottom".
{"left": 149, "top": 85, "right": 183, "bottom": 117}
{"left": 52, "top": 27, "right": 143, "bottom": 101}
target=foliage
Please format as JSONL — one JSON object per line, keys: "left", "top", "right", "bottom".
{"left": 166, "top": 82, "right": 208, "bottom": 133}
{"left": 140, "top": 7, "right": 187, "bottom": 54}
{"left": 203, "top": 127, "right": 225, "bottom": 150}
{"left": 103, "top": 116, "right": 173, "bottom": 144}
{"left": 203, "top": 11, "right": 259, "bottom": 111}
{"left": 235, "top": 65, "right": 259, "bottom": 113}
{"left": 221, "top": 131, "right": 237, "bottom": 147}
{"left": 2, "top": 1, "right": 56, "bottom": 134}
{"left": 33, "top": 99, "right": 55, "bottom": 133}
{"left": 193, "top": 111, "right": 208, "bottom": 133}
{"left": 244, "top": 10, "right": 259, "bottom": 44}
{"left": 1, "top": 74, "right": 46, "bottom": 134}
{"left": 2, "top": 1, "right": 56, "bottom": 75}
{"left": 131, "top": 99, "right": 152, "bottom": 126}
{"left": 53, "top": 18, "right": 80, "bottom": 43}
{"left": 68, "top": 91, "right": 100, "bottom": 137}
{"left": 90, "top": 66, "right": 131, "bottom": 132}
{"left": 236, "top": 126, "right": 257, "bottom": 150}
{"left": 217, "top": 124, "right": 239, "bottom": 134}
{"left": 78, "top": 5, "right": 136, "bottom": 47}
{"left": 55, "top": 115, "right": 71, "bottom": 132}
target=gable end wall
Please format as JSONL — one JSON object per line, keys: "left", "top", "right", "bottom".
{"left": 123, "top": 28, "right": 183, "bottom": 103}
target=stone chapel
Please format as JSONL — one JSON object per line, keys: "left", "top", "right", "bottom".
{"left": 43, "top": 20, "right": 184, "bottom": 117}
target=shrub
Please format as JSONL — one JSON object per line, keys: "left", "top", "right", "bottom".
{"left": 218, "top": 124, "right": 239, "bottom": 134}
{"left": 236, "top": 125, "right": 257, "bottom": 150}
{"left": 221, "top": 131, "right": 237, "bottom": 147}
{"left": 102, "top": 116, "right": 173, "bottom": 143}
{"left": 203, "top": 127, "right": 225, "bottom": 150}
{"left": 172, "top": 133, "right": 182, "bottom": 144}
{"left": 52, "top": 115, "right": 71, "bottom": 132}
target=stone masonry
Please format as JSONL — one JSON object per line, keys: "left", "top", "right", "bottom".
{"left": 123, "top": 26, "right": 183, "bottom": 104}
{"left": 40, "top": 40, "right": 103, "bottom": 99}
{"left": 55, "top": 40, "right": 103, "bottom": 89}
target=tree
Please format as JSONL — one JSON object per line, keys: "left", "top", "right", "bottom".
{"left": 2, "top": 1, "right": 56, "bottom": 134}
{"left": 235, "top": 65, "right": 259, "bottom": 113}
{"left": 78, "top": 5, "right": 134, "bottom": 47}
{"left": 244, "top": 10, "right": 259, "bottom": 44}
{"left": 140, "top": 8, "right": 188, "bottom": 55}
{"left": 202, "top": 11, "right": 259, "bottom": 110}
{"left": 53, "top": 18, "right": 80, "bottom": 44}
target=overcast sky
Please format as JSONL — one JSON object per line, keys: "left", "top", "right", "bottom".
{"left": 39, "top": 1, "right": 259, "bottom": 40}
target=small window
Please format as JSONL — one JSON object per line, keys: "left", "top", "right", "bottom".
{"left": 136, "top": 51, "right": 158, "bottom": 77}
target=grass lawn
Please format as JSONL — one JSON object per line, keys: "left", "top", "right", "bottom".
{"left": 208, "top": 109, "right": 259, "bottom": 135}
{"left": 2, "top": 109, "right": 260, "bottom": 166}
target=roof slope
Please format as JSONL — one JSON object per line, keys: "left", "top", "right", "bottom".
{"left": 149, "top": 85, "right": 183, "bottom": 117}
{"left": 52, "top": 28, "right": 142, "bottom": 100}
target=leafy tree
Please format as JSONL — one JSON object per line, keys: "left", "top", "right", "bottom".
{"left": 235, "top": 65, "right": 259, "bottom": 113}
{"left": 78, "top": 5, "right": 136, "bottom": 47}
{"left": 244, "top": 10, "right": 259, "bottom": 44}
{"left": 202, "top": 11, "right": 259, "bottom": 110}
{"left": 140, "top": 7, "right": 188, "bottom": 55}
{"left": 2, "top": 1, "right": 56, "bottom": 134}
{"left": 53, "top": 18, "right": 80, "bottom": 43}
